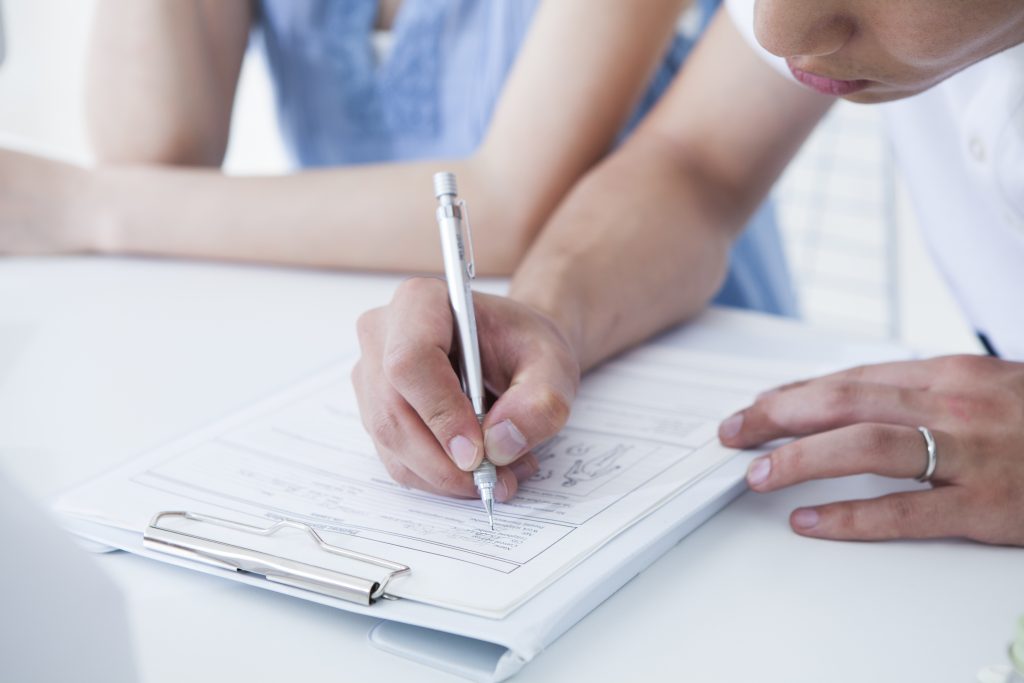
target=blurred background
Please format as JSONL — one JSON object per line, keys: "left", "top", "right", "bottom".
{"left": 0, "top": 0, "right": 981, "bottom": 355}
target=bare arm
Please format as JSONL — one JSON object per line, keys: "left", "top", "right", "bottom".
{"left": 87, "top": 0, "right": 252, "bottom": 165}
{"left": 78, "top": 0, "right": 689, "bottom": 274}
{"left": 350, "top": 8, "right": 835, "bottom": 501}
{"left": 510, "top": 9, "right": 833, "bottom": 368}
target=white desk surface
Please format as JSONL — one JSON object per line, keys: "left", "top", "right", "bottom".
{"left": 2, "top": 257, "right": 1021, "bottom": 682}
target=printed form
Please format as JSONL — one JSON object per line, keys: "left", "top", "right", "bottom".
{"left": 57, "top": 345, "right": 818, "bottom": 619}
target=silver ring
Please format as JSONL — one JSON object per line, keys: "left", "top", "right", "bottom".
{"left": 915, "top": 426, "right": 937, "bottom": 483}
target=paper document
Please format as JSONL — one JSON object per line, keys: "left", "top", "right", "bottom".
{"left": 58, "top": 344, "right": 819, "bottom": 618}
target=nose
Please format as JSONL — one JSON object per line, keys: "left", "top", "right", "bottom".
{"left": 752, "top": 0, "right": 855, "bottom": 58}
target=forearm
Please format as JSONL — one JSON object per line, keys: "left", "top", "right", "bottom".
{"left": 87, "top": 0, "right": 250, "bottom": 165}
{"left": 77, "top": 0, "right": 691, "bottom": 272}
{"left": 91, "top": 157, "right": 529, "bottom": 274}
{"left": 509, "top": 131, "right": 747, "bottom": 372}
{"left": 509, "top": 9, "right": 834, "bottom": 372}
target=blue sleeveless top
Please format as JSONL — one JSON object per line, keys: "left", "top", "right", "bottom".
{"left": 255, "top": 0, "right": 797, "bottom": 316}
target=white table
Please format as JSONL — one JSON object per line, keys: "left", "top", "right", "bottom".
{"left": 2, "top": 257, "right": 1021, "bottom": 682}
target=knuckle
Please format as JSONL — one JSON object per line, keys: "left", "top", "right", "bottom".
{"left": 940, "top": 390, "right": 1005, "bottom": 426}
{"left": 941, "top": 354, "right": 993, "bottom": 379}
{"left": 527, "top": 384, "right": 572, "bottom": 433}
{"left": 433, "top": 468, "right": 468, "bottom": 495}
{"left": 422, "top": 402, "right": 462, "bottom": 440}
{"left": 381, "top": 342, "right": 428, "bottom": 388}
{"left": 821, "top": 383, "right": 858, "bottom": 423}
{"left": 395, "top": 276, "right": 444, "bottom": 302}
{"left": 886, "top": 497, "right": 917, "bottom": 534}
{"left": 394, "top": 277, "right": 421, "bottom": 298}
{"left": 773, "top": 440, "right": 805, "bottom": 479}
{"left": 355, "top": 308, "right": 383, "bottom": 346}
{"left": 752, "top": 392, "right": 787, "bottom": 429}
{"left": 832, "top": 504, "right": 859, "bottom": 533}
{"left": 350, "top": 358, "right": 375, "bottom": 395}
{"left": 845, "top": 365, "right": 869, "bottom": 382}
{"left": 365, "top": 408, "right": 404, "bottom": 452}
{"left": 856, "top": 423, "right": 892, "bottom": 459}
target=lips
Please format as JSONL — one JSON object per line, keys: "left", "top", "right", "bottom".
{"left": 786, "top": 58, "right": 870, "bottom": 96}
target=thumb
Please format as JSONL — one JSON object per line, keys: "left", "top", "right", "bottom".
{"left": 482, "top": 357, "right": 577, "bottom": 466}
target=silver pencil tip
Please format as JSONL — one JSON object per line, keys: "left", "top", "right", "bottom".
{"left": 484, "top": 496, "right": 494, "bottom": 531}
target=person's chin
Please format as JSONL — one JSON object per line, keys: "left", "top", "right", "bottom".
{"left": 839, "top": 89, "right": 893, "bottom": 104}
{"left": 840, "top": 85, "right": 927, "bottom": 104}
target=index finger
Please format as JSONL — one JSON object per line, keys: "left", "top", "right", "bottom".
{"left": 381, "top": 278, "right": 486, "bottom": 472}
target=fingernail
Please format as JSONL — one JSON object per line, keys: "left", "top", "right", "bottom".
{"left": 510, "top": 455, "right": 538, "bottom": 482}
{"left": 485, "top": 419, "right": 528, "bottom": 465}
{"left": 719, "top": 412, "right": 744, "bottom": 440}
{"left": 448, "top": 435, "right": 478, "bottom": 470}
{"left": 747, "top": 456, "right": 771, "bottom": 486}
{"left": 496, "top": 479, "right": 510, "bottom": 502}
{"left": 792, "top": 508, "right": 820, "bottom": 530}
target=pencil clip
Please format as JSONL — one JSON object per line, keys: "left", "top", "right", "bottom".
{"left": 458, "top": 199, "right": 476, "bottom": 279}
{"left": 143, "top": 511, "right": 410, "bottom": 606}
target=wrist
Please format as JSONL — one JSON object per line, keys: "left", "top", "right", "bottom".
{"left": 87, "top": 165, "right": 128, "bottom": 254}
{"left": 43, "top": 160, "right": 116, "bottom": 255}
{"left": 508, "top": 256, "right": 589, "bottom": 370}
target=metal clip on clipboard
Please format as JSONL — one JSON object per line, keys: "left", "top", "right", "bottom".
{"left": 143, "top": 511, "right": 410, "bottom": 606}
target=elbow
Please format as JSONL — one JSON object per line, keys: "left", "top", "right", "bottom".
{"left": 87, "top": 103, "right": 229, "bottom": 167}
{"left": 650, "top": 133, "right": 761, "bottom": 241}
{"left": 90, "top": 130, "right": 228, "bottom": 167}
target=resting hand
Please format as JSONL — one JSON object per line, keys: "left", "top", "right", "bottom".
{"left": 0, "top": 148, "right": 99, "bottom": 255}
{"left": 719, "top": 355, "right": 1024, "bottom": 545}
{"left": 352, "top": 278, "right": 580, "bottom": 501}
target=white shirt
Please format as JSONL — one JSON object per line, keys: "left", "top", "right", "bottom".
{"left": 727, "top": 0, "right": 1024, "bottom": 360}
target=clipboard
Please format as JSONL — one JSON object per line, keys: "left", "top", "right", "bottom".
{"left": 143, "top": 511, "right": 410, "bottom": 606}
{"left": 55, "top": 308, "right": 905, "bottom": 682}
{"left": 61, "top": 451, "right": 755, "bottom": 683}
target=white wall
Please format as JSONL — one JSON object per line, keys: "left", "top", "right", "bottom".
{"left": 0, "top": 0, "right": 96, "bottom": 160}
{"left": 0, "top": 0, "right": 288, "bottom": 171}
